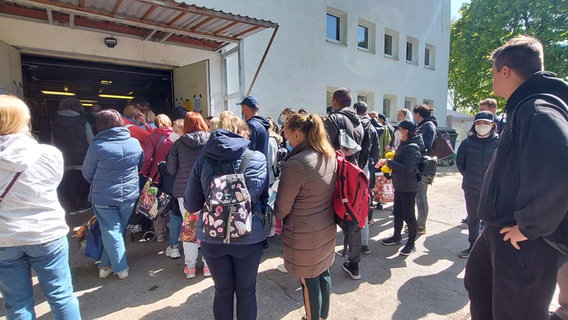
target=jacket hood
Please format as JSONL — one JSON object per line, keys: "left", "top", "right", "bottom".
{"left": 0, "top": 133, "right": 40, "bottom": 172}
{"left": 506, "top": 71, "right": 568, "bottom": 113}
{"left": 404, "top": 133, "right": 425, "bottom": 151}
{"left": 203, "top": 129, "right": 249, "bottom": 161}
{"left": 180, "top": 130, "right": 210, "bottom": 148}
{"left": 419, "top": 115, "right": 438, "bottom": 127}
{"left": 337, "top": 107, "right": 361, "bottom": 126}
{"left": 249, "top": 115, "right": 271, "bottom": 130}
{"left": 52, "top": 111, "right": 84, "bottom": 129}
{"left": 154, "top": 126, "right": 173, "bottom": 136}
{"left": 94, "top": 126, "right": 132, "bottom": 141}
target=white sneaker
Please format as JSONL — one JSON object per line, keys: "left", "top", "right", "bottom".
{"left": 99, "top": 267, "right": 112, "bottom": 279}
{"left": 116, "top": 268, "right": 129, "bottom": 279}
{"left": 277, "top": 264, "right": 288, "bottom": 273}
{"left": 165, "top": 245, "right": 181, "bottom": 259}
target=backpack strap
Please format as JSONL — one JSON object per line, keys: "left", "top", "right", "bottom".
{"left": 237, "top": 150, "right": 254, "bottom": 174}
{"left": 0, "top": 172, "right": 22, "bottom": 203}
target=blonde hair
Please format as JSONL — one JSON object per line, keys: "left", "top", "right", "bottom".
{"left": 172, "top": 119, "right": 184, "bottom": 134}
{"left": 154, "top": 114, "right": 172, "bottom": 128}
{"left": 209, "top": 117, "right": 221, "bottom": 131}
{"left": 0, "top": 95, "right": 31, "bottom": 135}
{"left": 219, "top": 111, "right": 234, "bottom": 123}
{"left": 285, "top": 113, "right": 334, "bottom": 158}
{"left": 220, "top": 115, "right": 249, "bottom": 138}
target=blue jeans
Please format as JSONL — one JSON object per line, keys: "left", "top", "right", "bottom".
{"left": 93, "top": 202, "right": 134, "bottom": 273}
{"left": 169, "top": 210, "right": 182, "bottom": 247}
{"left": 201, "top": 241, "right": 264, "bottom": 320}
{"left": 0, "top": 236, "right": 81, "bottom": 320}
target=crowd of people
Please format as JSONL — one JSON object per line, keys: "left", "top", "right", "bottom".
{"left": 0, "top": 34, "right": 567, "bottom": 320}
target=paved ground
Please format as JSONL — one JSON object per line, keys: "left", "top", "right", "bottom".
{"left": 0, "top": 165, "right": 559, "bottom": 319}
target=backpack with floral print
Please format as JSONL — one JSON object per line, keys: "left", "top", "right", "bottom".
{"left": 202, "top": 150, "right": 253, "bottom": 243}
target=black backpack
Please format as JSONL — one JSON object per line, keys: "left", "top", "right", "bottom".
{"left": 417, "top": 155, "right": 437, "bottom": 184}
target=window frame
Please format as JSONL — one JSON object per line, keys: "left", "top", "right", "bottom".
{"left": 326, "top": 7, "right": 347, "bottom": 45}
{"left": 384, "top": 28, "right": 399, "bottom": 59}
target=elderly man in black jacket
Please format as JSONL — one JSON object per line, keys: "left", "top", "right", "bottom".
{"left": 464, "top": 35, "right": 568, "bottom": 320}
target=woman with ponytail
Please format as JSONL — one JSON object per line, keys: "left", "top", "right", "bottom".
{"left": 274, "top": 113, "right": 337, "bottom": 320}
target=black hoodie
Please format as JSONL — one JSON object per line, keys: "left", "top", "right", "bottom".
{"left": 477, "top": 71, "right": 568, "bottom": 240}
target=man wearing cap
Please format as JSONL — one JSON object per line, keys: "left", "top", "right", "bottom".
{"left": 478, "top": 98, "right": 505, "bottom": 134}
{"left": 238, "top": 96, "right": 271, "bottom": 218}
{"left": 455, "top": 111, "right": 499, "bottom": 259}
{"left": 464, "top": 35, "right": 568, "bottom": 320}
{"left": 324, "top": 88, "right": 365, "bottom": 280}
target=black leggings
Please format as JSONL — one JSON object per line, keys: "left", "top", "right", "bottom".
{"left": 392, "top": 190, "right": 417, "bottom": 246}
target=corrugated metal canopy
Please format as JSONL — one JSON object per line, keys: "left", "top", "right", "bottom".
{"left": 0, "top": 0, "right": 278, "bottom": 51}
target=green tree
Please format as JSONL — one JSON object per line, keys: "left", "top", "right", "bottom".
{"left": 449, "top": 0, "right": 568, "bottom": 113}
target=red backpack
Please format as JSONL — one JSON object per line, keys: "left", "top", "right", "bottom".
{"left": 333, "top": 150, "right": 370, "bottom": 230}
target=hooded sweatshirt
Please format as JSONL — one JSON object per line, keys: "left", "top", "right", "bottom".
{"left": 325, "top": 107, "right": 365, "bottom": 167}
{"left": 477, "top": 71, "right": 568, "bottom": 240}
{"left": 184, "top": 129, "right": 267, "bottom": 245}
{"left": 416, "top": 115, "right": 438, "bottom": 150}
{"left": 0, "top": 133, "right": 68, "bottom": 246}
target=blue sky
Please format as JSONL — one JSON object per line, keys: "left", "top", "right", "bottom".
{"left": 451, "top": 0, "right": 471, "bottom": 19}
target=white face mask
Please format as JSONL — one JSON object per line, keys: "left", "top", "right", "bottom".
{"left": 475, "top": 124, "right": 492, "bottom": 136}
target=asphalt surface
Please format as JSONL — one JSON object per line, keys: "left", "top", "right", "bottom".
{"left": 0, "top": 165, "right": 560, "bottom": 319}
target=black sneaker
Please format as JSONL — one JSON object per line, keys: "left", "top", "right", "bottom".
{"left": 342, "top": 262, "right": 361, "bottom": 280}
{"left": 361, "top": 245, "right": 371, "bottom": 254}
{"left": 400, "top": 244, "right": 416, "bottom": 256}
{"left": 461, "top": 217, "right": 468, "bottom": 224}
{"left": 381, "top": 237, "right": 402, "bottom": 246}
{"left": 458, "top": 248, "right": 471, "bottom": 259}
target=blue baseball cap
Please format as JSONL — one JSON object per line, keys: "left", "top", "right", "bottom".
{"left": 237, "top": 96, "right": 259, "bottom": 110}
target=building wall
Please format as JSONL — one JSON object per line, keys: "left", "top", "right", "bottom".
{"left": 188, "top": 0, "right": 451, "bottom": 124}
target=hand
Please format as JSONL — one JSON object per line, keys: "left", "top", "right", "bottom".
{"left": 499, "top": 225, "right": 528, "bottom": 250}
{"left": 138, "top": 113, "right": 147, "bottom": 125}
{"left": 376, "top": 159, "right": 387, "bottom": 168}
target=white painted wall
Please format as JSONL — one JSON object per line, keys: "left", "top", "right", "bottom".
{"left": 189, "top": 0, "right": 451, "bottom": 124}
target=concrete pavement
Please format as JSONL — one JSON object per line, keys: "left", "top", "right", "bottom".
{"left": 1, "top": 165, "right": 558, "bottom": 319}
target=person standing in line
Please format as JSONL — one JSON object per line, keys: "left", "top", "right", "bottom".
{"left": 478, "top": 98, "right": 505, "bottom": 134}
{"left": 184, "top": 116, "right": 267, "bottom": 320}
{"left": 140, "top": 114, "right": 175, "bottom": 243}
{"left": 122, "top": 104, "right": 153, "bottom": 147}
{"left": 51, "top": 97, "right": 93, "bottom": 215}
{"left": 324, "top": 88, "right": 364, "bottom": 280}
{"left": 378, "top": 120, "right": 423, "bottom": 255}
{"left": 455, "top": 111, "right": 499, "bottom": 258}
{"left": 551, "top": 260, "right": 568, "bottom": 320}
{"left": 82, "top": 109, "right": 143, "bottom": 280}
{"left": 412, "top": 104, "right": 437, "bottom": 235}
{"left": 274, "top": 113, "right": 337, "bottom": 320}
{"left": 464, "top": 35, "right": 568, "bottom": 320}
{"left": 0, "top": 95, "right": 82, "bottom": 319}
{"left": 166, "top": 112, "right": 210, "bottom": 278}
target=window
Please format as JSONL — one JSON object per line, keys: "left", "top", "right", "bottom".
{"left": 406, "top": 37, "right": 419, "bottom": 64}
{"left": 326, "top": 14, "right": 340, "bottom": 41}
{"left": 383, "top": 94, "right": 397, "bottom": 119}
{"left": 357, "top": 91, "right": 375, "bottom": 110}
{"left": 384, "top": 28, "right": 399, "bottom": 59}
{"left": 404, "top": 97, "right": 417, "bottom": 109}
{"left": 423, "top": 99, "right": 434, "bottom": 108}
{"left": 383, "top": 98, "right": 391, "bottom": 118}
{"left": 358, "top": 25, "right": 368, "bottom": 49}
{"left": 424, "top": 44, "right": 436, "bottom": 69}
{"left": 357, "top": 95, "right": 368, "bottom": 103}
{"left": 326, "top": 8, "right": 346, "bottom": 45}
{"left": 384, "top": 34, "right": 393, "bottom": 55}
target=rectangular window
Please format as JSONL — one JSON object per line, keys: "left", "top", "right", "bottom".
{"left": 424, "top": 44, "right": 436, "bottom": 69}
{"left": 383, "top": 98, "right": 391, "bottom": 118}
{"left": 358, "top": 25, "right": 369, "bottom": 49}
{"left": 326, "top": 14, "right": 340, "bottom": 41}
{"left": 384, "top": 34, "right": 393, "bottom": 55}
{"left": 357, "top": 95, "right": 368, "bottom": 103}
{"left": 406, "top": 42, "right": 413, "bottom": 62}
{"left": 424, "top": 47, "right": 430, "bottom": 66}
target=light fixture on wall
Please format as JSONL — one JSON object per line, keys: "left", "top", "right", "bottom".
{"left": 98, "top": 94, "right": 134, "bottom": 100}
{"left": 104, "top": 37, "right": 117, "bottom": 48}
{"left": 41, "top": 90, "right": 76, "bottom": 96}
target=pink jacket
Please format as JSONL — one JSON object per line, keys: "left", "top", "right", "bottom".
{"left": 140, "top": 127, "right": 174, "bottom": 183}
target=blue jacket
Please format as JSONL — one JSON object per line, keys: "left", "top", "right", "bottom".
{"left": 417, "top": 116, "right": 438, "bottom": 150}
{"left": 184, "top": 129, "right": 268, "bottom": 245}
{"left": 82, "top": 127, "right": 143, "bottom": 205}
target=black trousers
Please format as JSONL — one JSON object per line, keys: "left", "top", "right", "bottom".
{"left": 392, "top": 190, "right": 417, "bottom": 246}
{"left": 464, "top": 190, "right": 481, "bottom": 248}
{"left": 465, "top": 225, "right": 561, "bottom": 320}
{"left": 57, "top": 169, "right": 90, "bottom": 212}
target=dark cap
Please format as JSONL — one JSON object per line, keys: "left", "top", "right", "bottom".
{"left": 353, "top": 102, "right": 368, "bottom": 114}
{"left": 474, "top": 111, "right": 494, "bottom": 123}
{"left": 377, "top": 113, "right": 387, "bottom": 121}
{"left": 236, "top": 96, "right": 259, "bottom": 110}
{"left": 398, "top": 120, "right": 416, "bottom": 131}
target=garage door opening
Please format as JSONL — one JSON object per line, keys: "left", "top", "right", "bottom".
{"left": 21, "top": 55, "right": 173, "bottom": 142}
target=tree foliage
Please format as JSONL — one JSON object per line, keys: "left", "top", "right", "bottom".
{"left": 449, "top": 0, "right": 568, "bottom": 113}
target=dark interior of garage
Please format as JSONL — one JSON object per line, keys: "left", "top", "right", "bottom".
{"left": 21, "top": 55, "right": 173, "bottom": 142}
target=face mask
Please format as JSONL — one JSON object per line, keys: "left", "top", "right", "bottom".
{"left": 475, "top": 124, "right": 492, "bottom": 136}
{"left": 285, "top": 140, "right": 293, "bottom": 152}
{"left": 278, "top": 115, "right": 287, "bottom": 126}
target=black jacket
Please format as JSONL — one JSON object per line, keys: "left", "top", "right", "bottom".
{"left": 358, "top": 115, "right": 380, "bottom": 166}
{"left": 325, "top": 107, "right": 364, "bottom": 167}
{"left": 456, "top": 130, "right": 499, "bottom": 193}
{"left": 388, "top": 134, "right": 424, "bottom": 192}
{"left": 477, "top": 71, "right": 568, "bottom": 240}
{"left": 52, "top": 112, "right": 90, "bottom": 166}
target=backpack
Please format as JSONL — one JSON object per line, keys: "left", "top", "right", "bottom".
{"left": 333, "top": 150, "right": 370, "bottom": 230}
{"left": 358, "top": 117, "right": 378, "bottom": 166}
{"left": 337, "top": 114, "right": 362, "bottom": 157}
{"left": 426, "top": 130, "right": 454, "bottom": 160}
{"left": 417, "top": 155, "right": 438, "bottom": 184}
{"left": 201, "top": 150, "right": 254, "bottom": 243}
